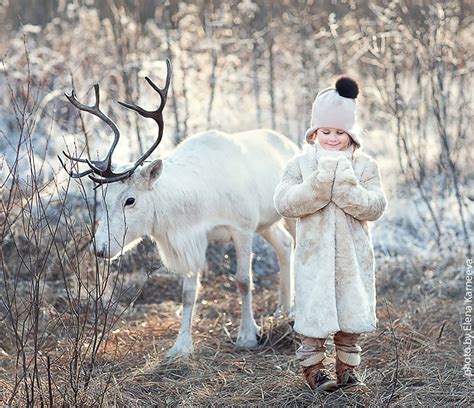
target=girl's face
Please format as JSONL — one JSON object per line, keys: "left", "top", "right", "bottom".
{"left": 314, "top": 128, "right": 351, "bottom": 150}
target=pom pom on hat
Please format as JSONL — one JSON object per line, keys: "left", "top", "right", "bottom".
{"left": 335, "top": 77, "right": 359, "bottom": 99}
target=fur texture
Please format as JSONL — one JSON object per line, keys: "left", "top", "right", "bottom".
{"left": 95, "top": 129, "right": 298, "bottom": 272}
{"left": 273, "top": 143, "right": 387, "bottom": 338}
{"left": 93, "top": 129, "right": 299, "bottom": 356}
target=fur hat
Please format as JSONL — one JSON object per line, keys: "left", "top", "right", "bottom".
{"left": 305, "top": 77, "right": 361, "bottom": 149}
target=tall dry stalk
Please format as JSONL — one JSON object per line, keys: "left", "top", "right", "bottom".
{"left": 0, "top": 40, "right": 149, "bottom": 406}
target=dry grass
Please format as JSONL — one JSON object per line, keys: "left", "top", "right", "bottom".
{"left": 0, "top": 232, "right": 470, "bottom": 406}
{"left": 8, "top": 271, "right": 462, "bottom": 407}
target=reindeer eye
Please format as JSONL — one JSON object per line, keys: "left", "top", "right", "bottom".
{"left": 124, "top": 197, "right": 135, "bottom": 207}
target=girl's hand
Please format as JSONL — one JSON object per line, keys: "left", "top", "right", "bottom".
{"left": 334, "top": 157, "right": 358, "bottom": 186}
{"left": 332, "top": 157, "right": 358, "bottom": 209}
{"left": 314, "top": 156, "right": 339, "bottom": 183}
{"left": 330, "top": 159, "right": 388, "bottom": 221}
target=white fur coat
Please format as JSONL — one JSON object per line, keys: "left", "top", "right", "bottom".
{"left": 273, "top": 143, "right": 387, "bottom": 338}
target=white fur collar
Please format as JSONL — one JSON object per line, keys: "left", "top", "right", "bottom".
{"left": 314, "top": 139, "right": 354, "bottom": 160}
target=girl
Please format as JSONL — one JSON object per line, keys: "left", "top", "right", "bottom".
{"left": 274, "top": 77, "right": 387, "bottom": 391}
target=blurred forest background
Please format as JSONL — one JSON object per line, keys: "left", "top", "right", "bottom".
{"left": 1, "top": 0, "right": 473, "bottom": 406}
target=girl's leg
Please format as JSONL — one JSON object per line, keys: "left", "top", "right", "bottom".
{"left": 296, "top": 336, "right": 327, "bottom": 367}
{"left": 334, "top": 331, "right": 365, "bottom": 387}
{"left": 296, "top": 335, "right": 337, "bottom": 391}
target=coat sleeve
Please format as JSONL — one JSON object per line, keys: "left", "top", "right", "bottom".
{"left": 273, "top": 155, "right": 337, "bottom": 218}
{"left": 331, "top": 158, "right": 388, "bottom": 222}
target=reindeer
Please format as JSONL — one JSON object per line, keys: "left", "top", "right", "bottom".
{"left": 60, "top": 60, "right": 298, "bottom": 358}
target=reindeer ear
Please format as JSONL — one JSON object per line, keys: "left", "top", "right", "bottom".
{"left": 140, "top": 159, "right": 163, "bottom": 188}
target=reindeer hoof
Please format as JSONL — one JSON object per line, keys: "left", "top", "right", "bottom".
{"left": 165, "top": 344, "right": 194, "bottom": 360}
{"left": 236, "top": 337, "right": 258, "bottom": 349}
{"left": 236, "top": 324, "right": 261, "bottom": 349}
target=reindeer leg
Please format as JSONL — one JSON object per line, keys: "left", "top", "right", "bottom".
{"left": 166, "top": 271, "right": 200, "bottom": 358}
{"left": 261, "top": 223, "right": 294, "bottom": 318}
{"left": 231, "top": 230, "right": 260, "bottom": 348}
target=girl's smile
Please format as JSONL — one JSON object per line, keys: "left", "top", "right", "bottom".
{"left": 315, "top": 128, "right": 352, "bottom": 150}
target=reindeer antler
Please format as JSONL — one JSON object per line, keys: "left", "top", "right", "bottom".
{"left": 114, "top": 59, "right": 171, "bottom": 180}
{"left": 61, "top": 59, "right": 171, "bottom": 186}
